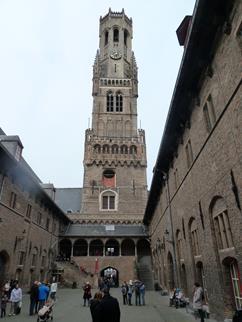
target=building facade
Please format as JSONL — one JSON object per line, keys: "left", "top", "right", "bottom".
{"left": 144, "top": 0, "right": 242, "bottom": 320}
{"left": 0, "top": 130, "right": 70, "bottom": 287}
{"left": 58, "top": 9, "right": 152, "bottom": 287}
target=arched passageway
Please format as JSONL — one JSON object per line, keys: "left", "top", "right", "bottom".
{"left": 121, "top": 239, "right": 135, "bottom": 256}
{"left": 73, "top": 239, "right": 88, "bottom": 256}
{"left": 0, "top": 250, "right": 10, "bottom": 287}
{"left": 105, "top": 239, "right": 119, "bottom": 256}
{"left": 89, "top": 240, "right": 104, "bottom": 256}
{"left": 100, "top": 266, "right": 119, "bottom": 287}
{"left": 59, "top": 239, "right": 72, "bottom": 260}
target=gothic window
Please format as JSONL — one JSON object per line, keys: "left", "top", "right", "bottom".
{"left": 107, "top": 92, "right": 114, "bottom": 112}
{"left": 203, "top": 95, "right": 216, "bottom": 133}
{"left": 124, "top": 29, "right": 128, "bottom": 46}
{"left": 211, "top": 197, "right": 233, "bottom": 250}
{"left": 185, "top": 139, "right": 193, "bottom": 168}
{"left": 116, "top": 92, "right": 123, "bottom": 112}
{"left": 120, "top": 145, "right": 128, "bottom": 154}
{"left": 130, "top": 145, "right": 137, "bottom": 154}
{"left": 94, "top": 144, "right": 101, "bottom": 153}
{"left": 190, "top": 219, "right": 200, "bottom": 256}
{"left": 105, "top": 31, "right": 109, "bottom": 46}
{"left": 113, "top": 28, "right": 119, "bottom": 42}
{"left": 103, "top": 145, "right": 110, "bottom": 154}
{"left": 230, "top": 260, "right": 242, "bottom": 309}
{"left": 100, "top": 190, "right": 117, "bottom": 211}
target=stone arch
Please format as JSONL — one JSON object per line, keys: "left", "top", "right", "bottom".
{"left": 100, "top": 266, "right": 119, "bottom": 287}
{"left": 121, "top": 239, "right": 135, "bottom": 256}
{"left": 59, "top": 239, "right": 72, "bottom": 260}
{"left": 0, "top": 250, "right": 10, "bottom": 287}
{"left": 73, "top": 239, "right": 88, "bottom": 256}
{"left": 105, "top": 239, "right": 120, "bottom": 256}
{"left": 222, "top": 257, "right": 242, "bottom": 312}
{"left": 167, "top": 252, "right": 175, "bottom": 291}
{"left": 137, "top": 239, "right": 151, "bottom": 259}
{"left": 89, "top": 239, "right": 103, "bottom": 256}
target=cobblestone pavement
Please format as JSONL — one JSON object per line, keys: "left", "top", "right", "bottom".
{"left": 4, "top": 288, "right": 216, "bottom": 322}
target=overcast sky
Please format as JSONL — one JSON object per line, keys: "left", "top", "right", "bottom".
{"left": 0, "top": 0, "right": 195, "bottom": 188}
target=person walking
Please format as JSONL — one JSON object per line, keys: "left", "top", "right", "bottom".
{"left": 29, "top": 281, "right": 39, "bottom": 315}
{"left": 83, "top": 281, "right": 92, "bottom": 306}
{"left": 50, "top": 278, "right": 58, "bottom": 301}
{"left": 90, "top": 291, "right": 103, "bottom": 322}
{"left": 97, "top": 288, "right": 120, "bottom": 322}
{"left": 193, "top": 282, "right": 205, "bottom": 322}
{"left": 1, "top": 290, "right": 8, "bottom": 318}
{"left": 140, "top": 282, "right": 145, "bottom": 305}
{"left": 134, "top": 281, "right": 141, "bottom": 306}
{"left": 121, "top": 282, "right": 128, "bottom": 305}
{"left": 9, "top": 283, "right": 22, "bottom": 316}
{"left": 38, "top": 282, "right": 50, "bottom": 310}
{"left": 127, "top": 282, "right": 133, "bottom": 306}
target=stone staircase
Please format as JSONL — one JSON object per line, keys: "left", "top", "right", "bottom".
{"left": 136, "top": 256, "right": 154, "bottom": 290}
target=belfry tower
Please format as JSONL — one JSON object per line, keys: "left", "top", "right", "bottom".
{"left": 81, "top": 8, "right": 147, "bottom": 221}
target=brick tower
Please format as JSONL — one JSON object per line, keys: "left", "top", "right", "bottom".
{"left": 81, "top": 8, "right": 147, "bottom": 221}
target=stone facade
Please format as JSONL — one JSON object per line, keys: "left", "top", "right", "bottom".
{"left": 0, "top": 133, "right": 70, "bottom": 287}
{"left": 144, "top": 0, "right": 242, "bottom": 320}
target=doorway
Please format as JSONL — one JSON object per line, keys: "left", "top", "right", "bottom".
{"left": 100, "top": 266, "right": 119, "bottom": 287}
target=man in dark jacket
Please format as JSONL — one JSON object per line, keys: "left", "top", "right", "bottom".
{"left": 97, "top": 288, "right": 120, "bottom": 322}
{"left": 29, "top": 281, "right": 39, "bottom": 315}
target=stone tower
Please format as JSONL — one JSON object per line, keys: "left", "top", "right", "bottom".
{"left": 81, "top": 9, "right": 147, "bottom": 222}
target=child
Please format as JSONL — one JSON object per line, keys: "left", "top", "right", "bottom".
{"left": 1, "top": 292, "right": 8, "bottom": 318}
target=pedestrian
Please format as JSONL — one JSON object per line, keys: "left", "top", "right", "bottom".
{"left": 29, "top": 281, "right": 39, "bottom": 315}
{"left": 50, "top": 278, "right": 58, "bottom": 301}
{"left": 134, "top": 280, "right": 141, "bottom": 306}
{"left": 83, "top": 281, "right": 92, "bottom": 306}
{"left": 9, "top": 283, "right": 22, "bottom": 316}
{"left": 97, "top": 288, "right": 120, "bottom": 322}
{"left": 127, "top": 282, "right": 133, "bottom": 306}
{"left": 90, "top": 291, "right": 103, "bottom": 322}
{"left": 38, "top": 282, "right": 50, "bottom": 310}
{"left": 140, "top": 282, "right": 145, "bottom": 305}
{"left": 3, "top": 281, "right": 10, "bottom": 298}
{"left": 1, "top": 290, "right": 8, "bottom": 318}
{"left": 121, "top": 282, "right": 128, "bottom": 305}
{"left": 193, "top": 282, "right": 205, "bottom": 322}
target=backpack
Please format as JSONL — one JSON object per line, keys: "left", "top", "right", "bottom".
{"left": 121, "top": 286, "right": 127, "bottom": 295}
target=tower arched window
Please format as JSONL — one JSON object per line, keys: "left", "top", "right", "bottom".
{"left": 130, "top": 145, "right": 137, "bottom": 154}
{"left": 113, "top": 29, "right": 119, "bottom": 42}
{"left": 107, "top": 92, "right": 114, "bottom": 112}
{"left": 100, "top": 190, "right": 118, "bottom": 211}
{"left": 120, "top": 145, "right": 128, "bottom": 154}
{"left": 116, "top": 92, "right": 123, "bottom": 112}
{"left": 124, "top": 29, "right": 128, "bottom": 46}
{"left": 105, "top": 31, "right": 109, "bottom": 46}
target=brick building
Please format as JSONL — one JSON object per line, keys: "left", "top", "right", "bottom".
{"left": 144, "top": 0, "right": 242, "bottom": 320}
{"left": 0, "top": 129, "right": 70, "bottom": 287}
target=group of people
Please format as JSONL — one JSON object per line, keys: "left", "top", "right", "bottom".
{"left": 121, "top": 280, "right": 145, "bottom": 306}
{"left": 1, "top": 280, "right": 22, "bottom": 317}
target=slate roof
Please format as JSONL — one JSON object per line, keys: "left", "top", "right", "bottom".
{"left": 55, "top": 188, "right": 82, "bottom": 213}
{"left": 63, "top": 224, "right": 147, "bottom": 237}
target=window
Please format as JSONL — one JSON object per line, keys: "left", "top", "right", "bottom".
{"left": 9, "top": 192, "right": 17, "bottom": 209}
{"left": 26, "top": 204, "right": 32, "bottom": 218}
{"left": 111, "top": 145, "right": 119, "bottom": 154}
{"left": 124, "top": 29, "right": 128, "bottom": 46}
{"left": 105, "top": 31, "right": 109, "bottom": 46}
{"left": 203, "top": 95, "right": 216, "bottom": 132}
{"left": 113, "top": 29, "right": 119, "bottom": 42}
{"left": 130, "top": 145, "right": 137, "bottom": 154}
{"left": 37, "top": 212, "right": 42, "bottom": 225}
{"left": 120, "top": 145, "right": 128, "bottom": 154}
{"left": 230, "top": 261, "right": 242, "bottom": 309}
{"left": 185, "top": 140, "right": 193, "bottom": 168}
{"left": 116, "top": 92, "right": 123, "bottom": 112}
{"left": 18, "top": 251, "right": 25, "bottom": 265}
{"left": 103, "top": 145, "right": 110, "bottom": 154}
{"left": 213, "top": 211, "right": 233, "bottom": 249}
{"left": 94, "top": 144, "right": 101, "bottom": 153}
{"left": 190, "top": 219, "right": 200, "bottom": 256}
{"left": 107, "top": 92, "right": 114, "bottom": 112}
{"left": 100, "top": 190, "right": 117, "bottom": 211}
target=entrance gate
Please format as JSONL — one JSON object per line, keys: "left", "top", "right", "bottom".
{"left": 100, "top": 266, "right": 119, "bottom": 287}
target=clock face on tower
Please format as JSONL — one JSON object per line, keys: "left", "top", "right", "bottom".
{"left": 110, "top": 49, "right": 122, "bottom": 60}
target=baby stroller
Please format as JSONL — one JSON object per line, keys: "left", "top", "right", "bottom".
{"left": 37, "top": 302, "right": 54, "bottom": 322}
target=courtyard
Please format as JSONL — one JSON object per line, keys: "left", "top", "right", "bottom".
{"left": 3, "top": 287, "right": 206, "bottom": 322}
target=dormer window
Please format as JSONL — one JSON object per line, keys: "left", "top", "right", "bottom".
{"left": 113, "top": 29, "right": 119, "bottom": 42}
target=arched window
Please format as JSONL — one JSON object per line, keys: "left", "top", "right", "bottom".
{"left": 113, "top": 29, "right": 119, "bottom": 42}
{"left": 124, "top": 29, "right": 128, "bottom": 46}
{"left": 130, "top": 145, "right": 137, "bottom": 154}
{"left": 103, "top": 145, "right": 110, "bottom": 154}
{"left": 116, "top": 92, "right": 123, "bottom": 112}
{"left": 111, "top": 145, "right": 119, "bottom": 154}
{"left": 120, "top": 145, "right": 128, "bottom": 154}
{"left": 89, "top": 239, "right": 103, "bottom": 256}
{"left": 189, "top": 218, "right": 200, "bottom": 256}
{"left": 107, "top": 92, "right": 114, "bottom": 112}
{"left": 105, "top": 31, "right": 109, "bottom": 46}
{"left": 94, "top": 144, "right": 101, "bottom": 153}
{"left": 105, "top": 239, "right": 120, "bottom": 256}
{"left": 100, "top": 190, "right": 117, "bottom": 211}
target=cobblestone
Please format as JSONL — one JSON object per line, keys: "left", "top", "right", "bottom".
{"left": 5, "top": 288, "right": 217, "bottom": 322}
